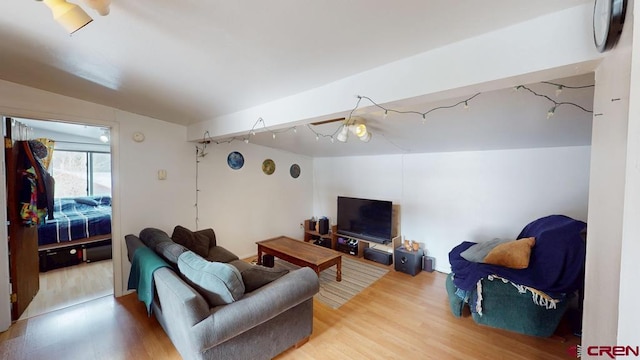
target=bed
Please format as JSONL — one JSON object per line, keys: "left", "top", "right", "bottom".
{"left": 37, "top": 195, "right": 112, "bottom": 271}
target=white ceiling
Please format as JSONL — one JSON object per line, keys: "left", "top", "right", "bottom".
{"left": 1, "top": 1, "right": 594, "bottom": 156}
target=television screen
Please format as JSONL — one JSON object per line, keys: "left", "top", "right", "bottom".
{"left": 337, "top": 196, "right": 392, "bottom": 244}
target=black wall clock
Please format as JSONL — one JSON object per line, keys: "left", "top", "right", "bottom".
{"left": 593, "top": 0, "right": 627, "bottom": 53}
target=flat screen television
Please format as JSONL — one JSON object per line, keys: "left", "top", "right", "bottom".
{"left": 337, "top": 196, "right": 393, "bottom": 244}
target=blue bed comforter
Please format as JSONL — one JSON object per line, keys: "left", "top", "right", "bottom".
{"left": 449, "top": 215, "right": 586, "bottom": 294}
{"left": 37, "top": 196, "right": 112, "bottom": 246}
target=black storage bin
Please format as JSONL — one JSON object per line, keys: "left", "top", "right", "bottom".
{"left": 39, "top": 246, "right": 83, "bottom": 272}
{"left": 82, "top": 239, "right": 112, "bottom": 263}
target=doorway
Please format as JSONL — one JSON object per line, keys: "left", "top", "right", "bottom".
{"left": 4, "top": 117, "right": 114, "bottom": 320}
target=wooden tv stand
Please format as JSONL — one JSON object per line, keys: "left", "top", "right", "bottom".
{"left": 302, "top": 219, "right": 400, "bottom": 264}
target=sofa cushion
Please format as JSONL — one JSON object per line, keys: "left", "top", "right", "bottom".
{"left": 139, "top": 228, "right": 173, "bottom": 252}
{"left": 205, "top": 245, "right": 240, "bottom": 263}
{"left": 195, "top": 228, "right": 217, "bottom": 247}
{"left": 241, "top": 265, "right": 289, "bottom": 293}
{"left": 483, "top": 237, "right": 536, "bottom": 269}
{"left": 155, "top": 241, "right": 188, "bottom": 265}
{"left": 177, "top": 251, "right": 245, "bottom": 307}
{"left": 171, "top": 225, "right": 210, "bottom": 258}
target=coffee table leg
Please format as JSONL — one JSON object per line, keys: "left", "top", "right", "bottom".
{"left": 336, "top": 259, "right": 342, "bottom": 282}
{"left": 257, "top": 246, "right": 263, "bottom": 265}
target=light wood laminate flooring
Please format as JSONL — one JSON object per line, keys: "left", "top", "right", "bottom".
{"left": 1, "top": 258, "right": 579, "bottom": 360}
{"left": 18, "top": 259, "right": 113, "bottom": 320}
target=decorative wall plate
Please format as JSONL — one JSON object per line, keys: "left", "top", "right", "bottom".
{"left": 290, "top": 164, "right": 301, "bottom": 178}
{"left": 262, "top": 159, "right": 275, "bottom": 175}
{"left": 227, "top": 151, "right": 244, "bottom": 170}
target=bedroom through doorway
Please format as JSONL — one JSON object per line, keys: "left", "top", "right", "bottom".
{"left": 4, "top": 117, "right": 114, "bottom": 320}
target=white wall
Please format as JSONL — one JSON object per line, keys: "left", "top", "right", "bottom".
{"left": 195, "top": 141, "right": 314, "bottom": 259}
{"left": 582, "top": 0, "right": 635, "bottom": 352}
{"left": 0, "top": 79, "right": 194, "bottom": 331}
{"left": 618, "top": 0, "right": 640, "bottom": 346}
{"left": 314, "top": 146, "right": 591, "bottom": 272}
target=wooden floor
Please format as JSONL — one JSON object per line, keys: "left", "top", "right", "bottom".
{"left": 1, "top": 259, "right": 579, "bottom": 360}
{"left": 19, "top": 259, "right": 113, "bottom": 320}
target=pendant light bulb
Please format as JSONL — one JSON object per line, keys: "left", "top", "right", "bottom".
{"left": 555, "top": 85, "right": 563, "bottom": 97}
{"left": 42, "top": 0, "right": 93, "bottom": 34}
{"left": 336, "top": 125, "right": 349, "bottom": 142}
{"left": 547, "top": 106, "right": 556, "bottom": 119}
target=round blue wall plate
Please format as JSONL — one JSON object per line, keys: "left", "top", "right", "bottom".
{"left": 227, "top": 151, "right": 244, "bottom": 170}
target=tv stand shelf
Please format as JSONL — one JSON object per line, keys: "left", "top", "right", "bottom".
{"left": 302, "top": 220, "right": 400, "bottom": 264}
{"left": 303, "top": 220, "right": 336, "bottom": 247}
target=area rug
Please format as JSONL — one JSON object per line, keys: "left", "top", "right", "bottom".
{"left": 273, "top": 256, "right": 388, "bottom": 309}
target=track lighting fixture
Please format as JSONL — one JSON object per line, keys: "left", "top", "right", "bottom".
{"left": 40, "top": 0, "right": 93, "bottom": 34}
{"left": 38, "top": 0, "right": 111, "bottom": 34}
{"left": 336, "top": 125, "right": 349, "bottom": 143}
{"left": 334, "top": 118, "right": 372, "bottom": 143}
{"left": 83, "top": 0, "right": 111, "bottom": 16}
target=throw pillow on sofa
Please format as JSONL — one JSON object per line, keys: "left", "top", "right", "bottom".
{"left": 460, "top": 238, "right": 512, "bottom": 262}
{"left": 155, "top": 241, "right": 188, "bottom": 266}
{"left": 483, "top": 237, "right": 536, "bottom": 269}
{"left": 172, "top": 225, "right": 210, "bottom": 258}
{"left": 241, "top": 266, "right": 289, "bottom": 293}
{"left": 139, "top": 228, "right": 173, "bottom": 252}
{"left": 177, "top": 251, "right": 245, "bottom": 307}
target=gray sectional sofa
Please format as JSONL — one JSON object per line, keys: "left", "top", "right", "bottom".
{"left": 125, "top": 227, "right": 320, "bottom": 360}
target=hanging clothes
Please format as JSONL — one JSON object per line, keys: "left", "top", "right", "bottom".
{"left": 17, "top": 140, "right": 55, "bottom": 226}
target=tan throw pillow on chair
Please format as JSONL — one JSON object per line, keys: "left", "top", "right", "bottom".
{"left": 482, "top": 237, "right": 535, "bottom": 269}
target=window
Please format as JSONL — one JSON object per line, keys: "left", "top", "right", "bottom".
{"left": 50, "top": 150, "right": 111, "bottom": 198}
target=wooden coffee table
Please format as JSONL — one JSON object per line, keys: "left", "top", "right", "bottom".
{"left": 256, "top": 236, "right": 342, "bottom": 281}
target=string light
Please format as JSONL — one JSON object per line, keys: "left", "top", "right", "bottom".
{"left": 201, "top": 81, "right": 593, "bottom": 146}
{"left": 555, "top": 85, "right": 563, "bottom": 97}
{"left": 516, "top": 84, "right": 593, "bottom": 118}
{"left": 194, "top": 130, "right": 211, "bottom": 230}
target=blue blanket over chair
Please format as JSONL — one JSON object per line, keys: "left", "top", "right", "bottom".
{"left": 449, "top": 215, "right": 586, "bottom": 294}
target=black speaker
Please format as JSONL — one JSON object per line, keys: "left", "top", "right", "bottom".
{"left": 318, "top": 218, "right": 329, "bottom": 235}
{"left": 363, "top": 248, "right": 392, "bottom": 265}
{"left": 394, "top": 247, "right": 424, "bottom": 276}
{"left": 422, "top": 256, "right": 435, "bottom": 272}
{"left": 262, "top": 254, "right": 274, "bottom": 267}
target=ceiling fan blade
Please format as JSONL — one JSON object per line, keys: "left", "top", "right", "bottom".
{"left": 310, "top": 117, "right": 345, "bottom": 126}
